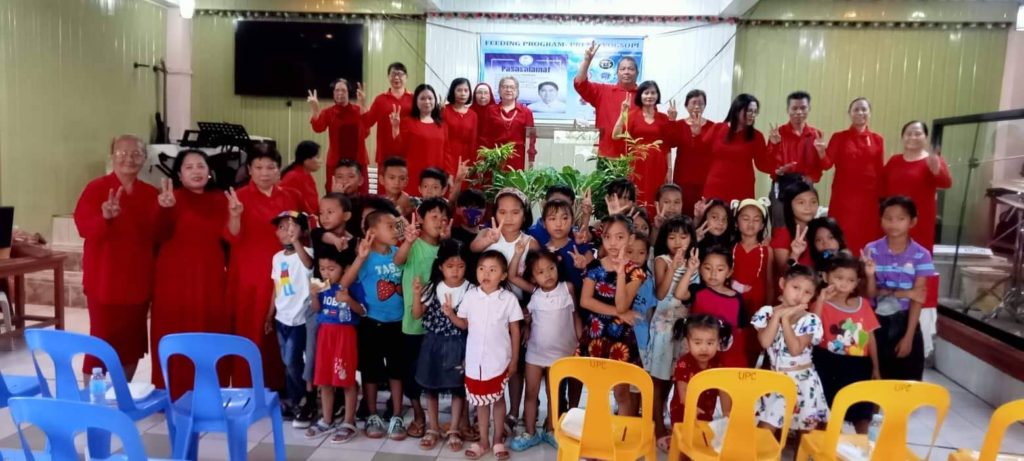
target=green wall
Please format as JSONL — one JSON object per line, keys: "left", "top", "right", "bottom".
{"left": 733, "top": 24, "right": 1008, "bottom": 233}
{"left": 191, "top": 15, "right": 426, "bottom": 190}
{"left": 0, "top": 0, "right": 165, "bottom": 239}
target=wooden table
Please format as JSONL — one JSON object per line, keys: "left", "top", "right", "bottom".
{"left": 0, "top": 243, "right": 67, "bottom": 339}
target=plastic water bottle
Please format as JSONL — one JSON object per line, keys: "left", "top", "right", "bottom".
{"left": 867, "top": 413, "right": 883, "bottom": 443}
{"left": 89, "top": 367, "right": 107, "bottom": 404}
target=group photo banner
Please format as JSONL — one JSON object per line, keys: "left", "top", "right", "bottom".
{"left": 479, "top": 34, "right": 645, "bottom": 121}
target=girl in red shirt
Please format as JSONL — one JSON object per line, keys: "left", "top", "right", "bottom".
{"left": 703, "top": 94, "right": 774, "bottom": 204}
{"left": 391, "top": 83, "right": 448, "bottom": 195}
{"left": 821, "top": 98, "right": 885, "bottom": 257}
{"left": 771, "top": 180, "right": 818, "bottom": 275}
{"left": 667, "top": 313, "right": 733, "bottom": 451}
{"left": 280, "top": 140, "right": 322, "bottom": 216}
{"left": 480, "top": 76, "right": 536, "bottom": 171}
{"left": 673, "top": 89, "right": 717, "bottom": 214}
{"left": 612, "top": 80, "right": 675, "bottom": 212}
{"left": 730, "top": 198, "right": 774, "bottom": 365}
{"left": 881, "top": 121, "right": 953, "bottom": 252}
{"left": 444, "top": 78, "right": 478, "bottom": 175}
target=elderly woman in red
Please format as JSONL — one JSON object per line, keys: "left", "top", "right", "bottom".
{"left": 611, "top": 80, "right": 675, "bottom": 210}
{"left": 74, "top": 134, "right": 158, "bottom": 380}
{"left": 821, "top": 98, "right": 885, "bottom": 256}
{"left": 363, "top": 62, "right": 413, "bottom": 169}
{"left": 390, "top": 83, "right": 448, "bottom": 194}
{"left": 150, "top": 150, "right": 230, "bottom": 398}
{"left": 574, "top": 41, "right": 639, "bottom": 157}
{"left": 444, "top": 78, "right": 478, "bottom": 174}
{"left": 703, "top": 93, "right": 774, "bottom": 204}
{"left": 480, "top": 76, "right": 536, "bottom": 171}
{"left": 672, "top": 89, "right": 716, "bottom": 214}
{"left": 471, "top": 82, "right": 497, "bottom": 150}
{"left": 226, "top": 147, "right": 305, "bottom": 389}
{"left": 882, "top": 120, "right": 953, "bottom": 252}
{"left": 308, "top": 78, "right": 367, "bottom": 194}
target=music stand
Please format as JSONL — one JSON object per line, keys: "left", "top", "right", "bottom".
{"left": 196, "top": 122, "right": 251, "bottom": 150}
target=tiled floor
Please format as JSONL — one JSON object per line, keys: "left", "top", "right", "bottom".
{"left": 1, "top": 305, "right": 1022, "bottom": 460}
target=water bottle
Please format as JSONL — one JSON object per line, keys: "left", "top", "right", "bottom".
{"left": 867, "top": 413, "right": 883, "bottom": 443}
{"left": 89, "top": 367, "right": 107, "bottom": 404}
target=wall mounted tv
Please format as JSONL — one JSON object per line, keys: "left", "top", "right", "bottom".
{"left": 234, "top": 20, "right": 363, "bottom": 98}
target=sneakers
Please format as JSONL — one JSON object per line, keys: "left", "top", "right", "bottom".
{"left": 293, "top": 395, "right": 317, "bottom": 429}
{"left": 542, "top": 430, "right": 558, "bottom": 449}
{"left": 304, "top": 419, "right": 334, "bottom": 439}
{"left": 509, "top": 431, "right": 542, "bottom": 452}
{"left": 365, "top": 415, "right": 387, "bottom": 439}
{"left": 387, "top": 416, "right": 408, "bottom": 441}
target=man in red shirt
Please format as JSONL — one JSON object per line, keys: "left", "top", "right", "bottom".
{"left": 574, "top": 41, "right": 639, "bottom": 158}
{"left": 362, "top": 62, "right": 413, "bottom": 171}
{"left": 767, "top": 91, "right": 827, "bottom": 227}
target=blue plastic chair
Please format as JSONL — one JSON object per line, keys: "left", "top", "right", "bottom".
{"left": 158, "top": 333, "right": 285, "bottom": 461}
{"left": 6, "top": 397, "right": 184, "bottom": 460}
{"left": 0, "top": 369, "right": 43, "bottom": 408}
{"left": 23, "top": 329, "right": 174, "bottom": 459}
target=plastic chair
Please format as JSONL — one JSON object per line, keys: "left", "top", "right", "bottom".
{"left": 158, "top": 333, "right": 285, "bottom": 461}
{"left": 6, "top": 397, "right": 183, "bottom": 461}
{"left": 548, "top": 357, "right": 656, "bottom": 461}
{"left": 668, "top": 368, "right": 797, "bottom": 461}
{"left": 23, "top": 329, "right": 174, "bottom": 459}
{"left": 796, "top": 380, "right": 950, "bottom": 461}
{"left": 948, "top": 399, "right": 1024, "bottom": 461}
{"left": 0, "top": 369, "right": 42, "bottom": 408}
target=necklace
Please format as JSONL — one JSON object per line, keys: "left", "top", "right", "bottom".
{"left": 500, "top": 105, "right": 518, "bottom": 129}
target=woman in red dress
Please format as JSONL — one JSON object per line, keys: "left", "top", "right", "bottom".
{"left": 74, "top": 135, "right": 158, "bottom": 380}
{"left": 363, "top": 62, "right": 413, "bottom": 169}
{"left": 479, "top": 76, "right": 537, "bottom": 171}
{"left": 309, "top": 78, "right": 368, "bottom": 194}
{"left": 444, "top": 78, "right": 478, "bottom": 173}
{"left": 226, "top": 147, "right": 305, "bottom": 389}
{"left": 821, "top": 98, "right": 885, "bottom": 256}
{"left": 672, "top": 89, "right": 716, "bottom": 214}
{"left": 471, "top": 82, "right": 497, "bottom": 150}
{"left": 703, "top": 94, "right": 775, "bottom": 204}
{"left": 280, "top": 140, "right": 322, "bottom": 215}
{"left": 391, "top": 83, "right": 448, "bottom": 194}
{"left": 612, "top": 80, "right": 674, "bottom": 212}
{"left": 882, "top": 121, "right": 953, "bottom": 252}
{"left": 150, "top": 150, "right": 230, "bottom": 399}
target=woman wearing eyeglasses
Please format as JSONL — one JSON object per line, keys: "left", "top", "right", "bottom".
{"left": 73, "top": 135, "right": 159, "bottom": 381}
{"left": 478, "top": 76, "right": 537, "bottom": 171}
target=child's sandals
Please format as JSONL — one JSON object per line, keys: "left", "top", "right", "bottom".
{"left": 445, "top": 430, "right": 464, "bottom": 452}
{"left": 330, "top": 423, "right": 358, "bottom": 444}
{"left": 493, "top": 442, "right": 511, "bottom": 460}
{"left": 419, "top": 429, "right": 441, "bottom": 450}
{"left": 464, "top": 442, "right": 487, "bottom": 460}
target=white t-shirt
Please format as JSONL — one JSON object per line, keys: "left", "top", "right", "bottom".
{"left": 459, "top": 287, "right": 524, "bottom": 381}
{"left": 526, "top": 282, "right": 577, "bottom": 367}
{"left": 271, "top": 247, "right": 313, "bottom": 326}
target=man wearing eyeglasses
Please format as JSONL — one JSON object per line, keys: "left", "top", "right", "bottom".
{"left": 362, "top": 62, "right": 413, "bottom": 172}
{"left": 73, "top": 134, "right": 159, "bottom": 382}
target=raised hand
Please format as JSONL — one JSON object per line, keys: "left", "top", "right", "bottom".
{"left": 667, "top": 100, "right": 678, "bottom": 121}
{"left": 484, "top": 217, "right": 504, "bottom": 245}
{"left": 614, "top": 243, "right": 630, "bottom": 273}
{"left": 514, "top": 235, "right": 530, "bottom": 256}
{"left": 570, "top": 245, "right": 589, "bottom": 270}
{"left": 573, "top": 226, "right": 591, "bottom": 246}
{"left": 926, "top": 152, "right": 941, "bottom": 174}
{"left": 820, "top": 284, "right": 839, "bottom": 302}
{"left": 580, "top": 188, "right": 593, "bottom": 217}
{"left": 357, "top": 232, "right": 375, "bottom": 259}
{"left": 101, "top": 187, "right": 124, "bottom": 220}
{"left": 157, "top": 178, "right": 176, "bottom": 208}
{"left": 790, "top": 224, "right": 808, "bottom": 260}
{"left": 696, "top": 220, "right": 709, "bottom": 242}
{"left": 389, "top": 104, "right": 401, "bottom": 129}
{"left": 306, "top": 89, "right": 320, "bottom": 112}
{"left": 584, "top": 41, "right": 600, "bottom": 60}
{"left": 693, "top": 197, "right": 708, "bottom": 221}
{"left": 355, "top": 82, "right": 366, "bottom": 107}
{"left": 607, "top": 195, "right": 630, "bottom": 216}
{"left": 813, "top": 130, "right": 827, "bottom": 157}
{"left": 690, "top": 118, "right": 703, "bottom": 136}
{"left": 442, "top": 292, "right": 455, "bottom": 318}
{"left": 225, "top": 187, "right": 244, "bottom": 217}
{"left": 403, "top": 213, "right": 421, "bottom": 242}
{"left": 686, "top": 247, "right": 700, "bottom": 272}
{"left": 455, "top": 156, "right": 471, "bottom": 182}
{"left": 861, "top": 247, "right": 877, "bottom": 277}
{"left": 654, "top": 202, "right": 667, "bottom": 230}
{"left": 768, "top": 123, "right": 782, "bottom": 144}
{"left": 671, "top": 247, "right": 686, "bottom": 270}
{"left": 620, "top": 96, "right": 630, "bottom": 114}
{"left": 287, "top": 220, "right": 302, "bottom": 246}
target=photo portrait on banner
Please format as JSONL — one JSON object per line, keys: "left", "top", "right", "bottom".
{"left": 479, "top": 34, "right": 644, "bottom": 121}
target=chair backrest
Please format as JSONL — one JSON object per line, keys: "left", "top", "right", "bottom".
{"left": 8, "top": 397, "right": 155, "bottom": 461}
{"left": 822, "top": 380, "right": 950, "bottom": 461}
{"left": 977, "top": 399, "right": 1024, "bottom": 461}
{"left": 0, "top": 370, "right": 14, "bottom": 407}
{"left": 548, "top": 357, "right": 653, "bottom": 458}
{"left": 23, "top": 330, "right": 137, "bottom": 410}
{"left": 681, "top": 368, "right": 797, "bottom": 460}
{"left": 158, "top": 333, "right": 266, "bottom": 420}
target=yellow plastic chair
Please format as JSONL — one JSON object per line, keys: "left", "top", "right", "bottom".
{"left": 548, "top": 357, "right": 656, "bottom": 461}
{"left": 948, "top": 399, "right": 1024, "bottom": 461}
{"left": 668, "top": 368, "right": 797, "bottom": 461}
{"left": 796, "top": 380, "right": 950, "bottom": 461}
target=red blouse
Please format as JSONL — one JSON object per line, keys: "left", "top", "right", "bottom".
{"left": 363, "top": 91, "right": 413, "bottom": 167}
{"left": 731, "top": 242, "right": 771, "bottom": 318}
{"left": 672, "top": 119, "right": 717, "bottom": 186}
{"left": 443, "top": 105, "right": 479, "bottom": 173}
{"left": 395, "top": 117, "right": 448, "bottom": 194}
{"left": 881, "top": 154, "right": 953, "bottom": 252}
{"left": 624, "top": 108, "right": 673, "bottom": 207}
{"left": 480, "top": 103, "right": 536, "bottom": 171}
{"left": 767, "top": 122, "right": 824, "bottom": 182}
{"left": 770, "top": 227, "right": 813, "bottom": 266}
{"left": 280, "top": 168, "right": 319, "bottom": 216}
{"left": 703, "top": 124, "right": 773, "bottom": 203}
{"left": 822, "top": 126, "right": 886, "bottom": 256}
{"left": 574, "top": 79, "right": 637, "bottom": 157}
{"left": 310, "top": 103, "right": 368, "bottom": 170}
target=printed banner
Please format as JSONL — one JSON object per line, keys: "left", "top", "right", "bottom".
{"left": 480, "top": 34, "right": 644, "bottom": 121}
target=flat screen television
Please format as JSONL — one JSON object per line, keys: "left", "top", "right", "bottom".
{"left": 234, "top": 21, "right": 363, "bottom": 98}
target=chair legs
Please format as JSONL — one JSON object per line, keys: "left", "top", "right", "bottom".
{"left": 794, "top": 440, "right": 811, "bottom": 461}
{"left": 226, "top": 419, "right": 249, "bottom": 461}
{"left": 171, "top": 418, "right": 197, "bottom": 460}
{"left": 667, "top": 438, "right": 683, "bottom": 461}
{"left": 269, "top": 403, "right": 286, "bottom": 461}
{"left": 87, "top": 427, "right": 112, "bottom": 459}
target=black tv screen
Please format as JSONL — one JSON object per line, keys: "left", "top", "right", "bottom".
{"left": 234, "top": 21, "right": 363, "bottom": 98}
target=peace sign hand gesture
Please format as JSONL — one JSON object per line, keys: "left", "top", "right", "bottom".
{"left": 355, "top": 82, "right": 366, "bottom": 107}
{"left": 389, "top": 104, "right": 401, "bottom": 129}
{"left": 356, "top": 232, "right": 375, "bottom": 259}
{"left": 790, "top": 224, "right": 808, "bottom": 260}
{"left": 306, "top": 89, "right": 320, "bottom": 112}
{"left": 403, "top": 213, "right": 420, "bottom": 243}
{"left": 696, "top": 220, "right": 710, "bottom": 242}
{"left": 580, "top": 188, "right": 594, "bottom": 217}
{"left": 654, "top": 202, "right": 667, "bottom": 230}
{"left": 620, "top": 96, "right": 630, "bottom": 114}
{"left": 926, "top": 152, "right": 941, "bottom": 174}
{"left": 614, "top": 243, "right": 630, "bottom": 273}
{"left": 484, "top": 217, "right": 504, "bottom": 245}
{"left": 671, "top": 247, "right": 686, "bottom": 271}
{"left": 101, "top": 187, "right": 124, "bottom": 220}
{"left": 685, "top": 247, "right": 700, "bottom": 273}
{"left": 584, "top": 41, "right": 600, "bottom": 61}
{"left": 570, "top": 245, "right": 589, "bottom": 270}
{"left": 813, "top": 130, "right": 827, "bottom": 158}
{"left": 768, "top": 123, "right": 782, "bottom": 144}
{"left": 157, "top": 178, "right": 176, "bottom": 208}
{"left": 667, "top": 100, "right": 678, "bottom": 121}
{"left": 861, "top": 246, "right": 877, "bottom": 277}
{"left": 455, "top": 156, "right": 471, "bottom": 182}
{"left": 442, "top": 293, "right": 456, "bottom": 318}
{"left": 225, "top": 187, "right": 243, "bottom": 217}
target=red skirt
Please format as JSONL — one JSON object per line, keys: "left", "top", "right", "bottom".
{"left": 314, "top": 324, "right": 358, "bottom": 388}
{"left": 465, "top": 370, "right": 508, "bottom": 407}
{"left": 82, "top": 302, "right": 149, "bottom": 374}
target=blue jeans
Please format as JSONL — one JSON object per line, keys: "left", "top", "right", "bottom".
{"left": 275, "top": 320, "right": 307, "bottom": 406}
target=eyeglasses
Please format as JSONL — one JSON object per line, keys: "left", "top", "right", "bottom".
{"left": 114, "top": 150, "right": 145, "bottom": 161}
{"left": 389, "top": 71, "right": 406, "bottom": 77}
